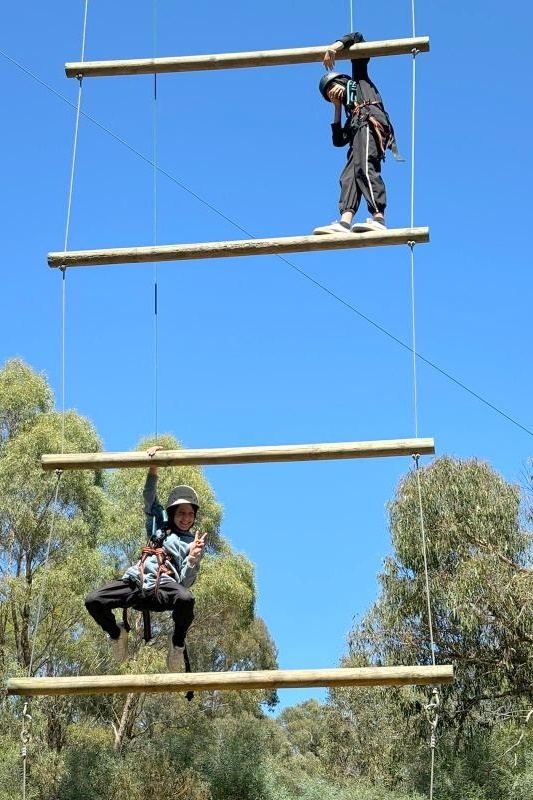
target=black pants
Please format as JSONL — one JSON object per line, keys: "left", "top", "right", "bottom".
{"left": 338, "top": 122, "right": 387, "bottom": 217}
{"left": 85, "top": 579, "right": 194, "bottom": 647}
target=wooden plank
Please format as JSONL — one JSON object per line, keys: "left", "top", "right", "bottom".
{"left": 41, "top": 438, "right": 435, "bottom": 472}
{"left": 47, "top": 228, "right": 429, "bottom": 268}
{"left": 7, "top": 664, "right": 453, "bottom": 697}
{"left": 65, "top": 36, "right": 429, "bottom": 78}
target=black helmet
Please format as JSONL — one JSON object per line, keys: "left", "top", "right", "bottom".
{"left": 319, "top": 72, "right": 351, "bottom": 101}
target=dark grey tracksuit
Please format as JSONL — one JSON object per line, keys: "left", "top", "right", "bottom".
{"left": 333, "top": 32, "right": 395, "bottom": 217}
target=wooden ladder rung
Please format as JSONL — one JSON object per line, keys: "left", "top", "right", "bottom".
{"left": 65, "top": 36, "right": 430, "bottom": 79}
{"left": 47, "top": 228, "right": 429, "bottom": 269}
{"left": 41, "top": 438, "right": 435, "bottom": 472}
{"left": 7, "top": 664, "right": 453, "bottom": 697}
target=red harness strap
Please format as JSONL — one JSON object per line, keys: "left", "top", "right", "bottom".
{"left": 139, "top": 545, "right": 173, "bottom": 593}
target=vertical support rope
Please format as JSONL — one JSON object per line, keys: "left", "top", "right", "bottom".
{"left": 20, "top": 704, "right": 31, "bottom": 800}
{"left": 349, "top": 0, "right": 354, "bottom": 31}
{"left": 407, "top": 2, "right": 439, "bottom": 797}
{"left": 27, "top": 473, "right": 63, "bottom": 676}
{"left": 414, "top": 459, "right": 436, "bottom": 666}
{"left": 409, "top": 45, "right": 418, "bottom": 438}
{"left": 22, "top": 4, "right": 89, "bottom": 798}
{"left": 408, "top": 0, "right": 436, "bottom": 667}
{"left": 153, "top": 0, "right": 159, "bottom": 443}
{"left": 61, "top": 0, "right": 88, "bottom": 454}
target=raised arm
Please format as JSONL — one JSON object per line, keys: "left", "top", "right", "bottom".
{"left": 323, "top": 32, "right": 369, "bottom": 78}
{"left": 144, "top": 446, "right": 166, "bottom": 537}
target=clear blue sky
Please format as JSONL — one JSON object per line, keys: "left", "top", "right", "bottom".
{"left": 1, "top": 2, "right": 532, "bottom": 708}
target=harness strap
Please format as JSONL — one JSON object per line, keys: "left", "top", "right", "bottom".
{"left": 122, "top": 608, "right": 131, "bottom": 633}
{"left": 184, "top": 643, "right": 194, "bottom": 702}
{"left": 142, "top": 609, "right": 152, "bottom": 642}
{"left": 139, "top": 545, "right": 173, "bottom": 593}
{"left": 346, "top": 78, "right": 404, "bottom": 163}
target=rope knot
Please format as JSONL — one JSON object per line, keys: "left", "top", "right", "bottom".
{"left": 424, "top": 687, "right": 440, "bottom": 738}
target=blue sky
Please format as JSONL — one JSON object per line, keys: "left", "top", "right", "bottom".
{"left": 1, "top": 2, "right": 532, "bottom": 708}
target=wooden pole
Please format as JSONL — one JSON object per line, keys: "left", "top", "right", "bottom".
{"left": 41, "top": 438, "right": 435, "bottom": 472}
{"left": 47, "top": 228, "right": 429, "bottom": 269}
{"left": 65, "top": 36, "right": 429, "bottom": 78}
{"left": 7, "top": 664, "right": 453, "bottom": 697}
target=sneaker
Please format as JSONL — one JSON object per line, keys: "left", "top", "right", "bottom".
{"left": 167, "top": 636, "right": 185, "bottom": 672}
{"left": 313, "top": 221, "right": 352, "bottom": 235}
{"left": 351, "top": 217, "right": 387, "bottom": 233}
{"left": 110, "top": 623, "right": 128, "bottom": 663}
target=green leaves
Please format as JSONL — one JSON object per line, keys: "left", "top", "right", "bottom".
{"left": 0, "top": 358, "right": 53, "bottom": 443}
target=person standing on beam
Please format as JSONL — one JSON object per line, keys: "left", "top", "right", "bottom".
{"left": 313, "top": 31, "right": 403, "bottom": 236}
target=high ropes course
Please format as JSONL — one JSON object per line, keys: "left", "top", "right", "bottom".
{"left": 8, "top": 2, "right": 447, "bottom": 799}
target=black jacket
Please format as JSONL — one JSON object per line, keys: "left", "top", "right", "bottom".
{"left": 330, "top": 32, "right": 401, "bottom": 160}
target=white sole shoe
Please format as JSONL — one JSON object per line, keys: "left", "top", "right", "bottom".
{"left": 351, "top": 219, "right": 387, "bottom": 233}
{"left": 313, "top": 222, "right": 352, "bottom": 235}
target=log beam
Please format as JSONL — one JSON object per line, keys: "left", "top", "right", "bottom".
{"left": 65, "top": 36, "right": 429, "bottom": 78}
{"left": 7, "top": 664, "right": 452, "bottom": 697}
{"left": 47, "top": 228, "right": 429, "bottom": 268}
{"left": 41, "top": 438, "right": 435, "bottom": 472}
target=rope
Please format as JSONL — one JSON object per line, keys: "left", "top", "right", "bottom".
{"left": 413, "top": 459, "right": 436, "bottom": 665}
{"left": 21, "top": 5, "right": 89, "bottom": 797}
{"left": 406, "top": 1, "right": 438, "bottom": 795}
{"left": 349, "top": 0, "right": 354, "bottom": 32}
{"left": 60, "top": 0, "right": 88, "bottom": 453}
{"left": 409, "top": 44, "right": 419, "bottom": 438}
{"left": 152, "top": 1, "right": 159, "bottom": 443}
{"left": 27, "top": 471, "right": 63, "bottom": 675}
{"left": 20, "top": 703, "right": 31, "bottom": 800}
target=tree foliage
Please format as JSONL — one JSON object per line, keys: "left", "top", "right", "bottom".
{"left": 4, "top": 360, "right": 533, "bottom": 799}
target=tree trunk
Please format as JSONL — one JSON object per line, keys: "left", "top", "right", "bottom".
{"left": 113, "top": 693, "right": 139, "bottom": 752}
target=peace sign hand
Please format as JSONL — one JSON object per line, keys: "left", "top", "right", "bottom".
{"left": 189, "top": 531, "right": 207, "bottom": 560}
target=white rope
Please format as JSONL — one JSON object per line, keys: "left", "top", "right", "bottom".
{"left": 407, "top": 1, "right": 438, "bottom": 796}
{"left": 20, "top": 704, "right": 31, "bottom": 800}
{"left": 60, "top": 0, "right": 89, "bottom": 453}
{"left": 407, "top": 0, "right": 436, "bottom": 666}
{"left": 349, "top": 0, "right": 354, "bottom": 31}
{"left": 415, "top": 461, "right": 436, "bottom": 666}
{"left": 27, "top": 475, "right": 62, "bottom": 676}
{"left": 22, "top": 4, "right": 89, "bottom": 797}
{"left": 153, "top": 0, "right": 159, "bottom": 443}
{"left": 409, "top": 45, "right": 418, "bottom": 437}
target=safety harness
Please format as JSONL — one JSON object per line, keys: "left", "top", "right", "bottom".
{"left": 122, "top": 527, "right": 194, "bottom": 700}
{"left": 345, "top": 79, "right": 404, "bottom": 162}
{"left": 138, "top": 544, "right": 173, "bottom": 594}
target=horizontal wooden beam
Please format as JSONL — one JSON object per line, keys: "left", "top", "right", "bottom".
{"left": 7, "top": 664, "right": 452, "bottom": 697}
{"left": 47, "top": 228, "right": 429, "bottom": 268}
{"left": 65, "top": 36, "right": 429, "bottom": 78}
{"left": 41, "top": 438, "right": 435, "bottom": 472}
